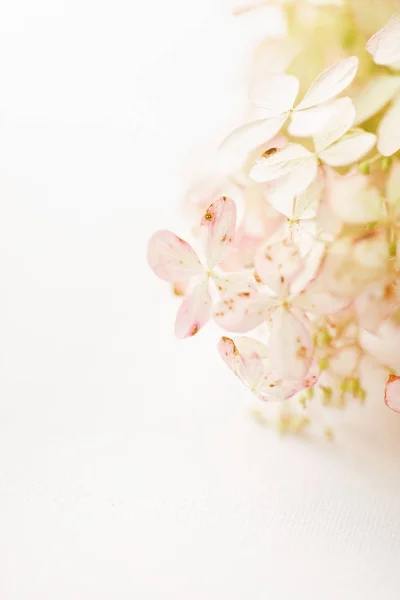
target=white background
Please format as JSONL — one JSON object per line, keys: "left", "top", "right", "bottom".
{"left": 0, "top": 1, "right": 400, "bottom": 598}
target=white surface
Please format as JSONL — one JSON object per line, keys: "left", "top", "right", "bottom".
{"left": 0, "top": 2, "right": 400, "bottom": 599}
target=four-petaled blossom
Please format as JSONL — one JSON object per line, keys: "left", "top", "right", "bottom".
{"left": 250, "top": 97, "right": 376, "bottom": 199}
{"left": 220, "top": 57, "right": 359, "bottom": 170}
{"left": 148, "top": 197, "right": 252, "bottom": 338}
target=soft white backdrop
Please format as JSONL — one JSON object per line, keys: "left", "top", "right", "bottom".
{"left": 0, "top": 1, "right": 400, "bottom": 598}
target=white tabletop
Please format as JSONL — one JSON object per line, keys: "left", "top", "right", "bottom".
{"left": 0, "top": 1, "right": 399, "bottom": 598}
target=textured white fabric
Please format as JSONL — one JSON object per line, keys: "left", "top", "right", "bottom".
{"left": 0, "top": 2, "right": 400, "bottom": 599}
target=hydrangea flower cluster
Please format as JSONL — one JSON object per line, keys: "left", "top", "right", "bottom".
{"left": 148, "top": 3, "right": 400, "bottom": 430}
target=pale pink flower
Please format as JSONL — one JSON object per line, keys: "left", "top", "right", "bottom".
{"left": 148, "top": 197, "right": 252, "bottom": 338}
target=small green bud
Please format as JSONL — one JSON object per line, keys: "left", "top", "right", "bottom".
{"left": 358, "top": 161, "right": 370, "bottom": 175}
{"left": 318, "top": 357, "right": 329, "bottom": 371}
{"left": 381, "top": 156, "right": 392, "bottom": 172}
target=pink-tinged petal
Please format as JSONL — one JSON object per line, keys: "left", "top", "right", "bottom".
{"left": 353, "top": 75, "right": 400, "bottom": 126}
{"left": 313, "top": 97, "right": 355, "bottom": 153}
{"left": 148, "top": 230, "right": 203, "bottom": 283}
{"left": 219, "top": 115, "right": 288, "bottom": 173}
{"left": 257, "top": 352, "right": 319, "bottom": 402}
{"left": 366, "top": 14, "right": 400, "bottom": 67}
{"left": 360, "top": 322, "right": 400, "bottom": 374}
{"left": 328, "top": 172, "right": 383, "bottom": 223}
{"left": 214, "top": 291, "right": 274, "bottom": 333}
{"left": 268, "top": 307, "right": 313, "bottom": 380}
{"left": 355, "top": 281, "right": 400, "bottom": 332}
{"left": 249, "top": 73, "right": 299, "bottom": 113}
{"left": 295, "top": 57, "right": 358, "bottom": 111}
{"left": 384, "top": 375, "right": 400, "bottom": 413}
{"left": 255, "top": 235, "right": 303, "bottom": 295}
{"left": 377, "top": 94, "right": 400, "bottom": 157}
{"left": 292, "top": 288, "right": 351, "bottom": 316}
{"left": 211, "top": 271, "right": 255, "bottom": 297}
{"left": 319, "top": 132, "right": 376, "bottom": 167}
{"left": 329, "top": 347, "right": 359, "bottom": 378}
{"left": 217, "top": 335, "right": 265, "bottom": 391}
{"left": 174, "top": 280, "right": 212, "bottom": 339}
{"left": 200, "top": 196, "right": 237, "bottom": 268}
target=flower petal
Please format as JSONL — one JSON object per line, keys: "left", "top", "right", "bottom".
{"left": 384, "top": 375, "right": 400, "bottom": 413}
{"left": 218, "top": 335, "right": 265, "bottom": 391}
{"left": 387, "top": 160, "right": 400, "bottom": 207}
{"left": 219, "top": 115, "right": 288, "bottom": 173}
{"left": 328, "top": 172, "right": 383, "bottom": 223}
{"left": 211, "top": 271, "right": 255, "bottom": 297}
{"left": 355, "top": 280, "right": 400, "bottom": 332}
{"left": 295, "top": 57, "right": 359, "bottom": 111}
{"left": 200, "top": 197, "right": 237, "bottom": 268}
{"left": 293, "top": 290, "right": 350, "bottom": 316}
{"left": 319, "top": 132, "right": 376, "bottom": 167}
{"left": 292, "top": 168, "right": 324, "bottom": 219}
{"left": 255, "top": 235, "right": 303, "bottom": 295}
{"left": 313, "top": 97, "right": 355, "bottom": 153}
{"left": 360, "top": 322, "right": 400, "bottom": 374}
{"left": 214, "top": 291, "right": 273, "bottom": 333}
{"left": 148, "top": 230, "right": 203, "bottom": 283}
{"left": 366, "top": 14, "right": 400, "bottom": 67}
{"left": 289, "top": 98, "right": 348, "bottom": 138}
{"left": 249, "top": 73, "right": 299, "bottom": 113}
{"left": 250, "top": 143, "right": 314, "bottom": 182}
{"left": 268, "top": 307, "right": 313, "bottom": 380}
{"left": 174, "top": 280, "right": 212, "bottom": 339}
{"left": 377, "top": 94, "right": 400, "bottom": 157}
{"left": 353, "top": 75, "right": 400, "bottom": 126}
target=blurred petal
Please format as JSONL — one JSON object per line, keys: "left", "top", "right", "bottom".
{"left": 292, "top": 288, "right": 350, "bottom": 315}
{"left": 148, "top": 230, "right": 203, "bottom": 282}
{"left": 296, "top": 57, "right": 358, "bottom": 111}
{"left": 355, "top": 281, "right": 400, "bottom": 332}
{"left": 353, "top": 75, "right": 400, "bottom": 125}
{"left": 313, "top": 97, "right": 355, "bottom": 153}
{"left": 384, "top": 375, "right": 400, "bottom": 413}
{"left": 366, "top": 14, "right": 400, "bottom": 67}
{"left": 174, "top": 280, "right": 212, "bottom": 339}
{"left": 329, "top": 347, "right": 359, "bottom": 378}
{"left": 268, "top": 307, "right": 313, "bottom": 380}
{"left": 360, "top": 322, "right": 400, "bottom": 374}
{"left": 319, "top": 132, "right": 376, "bottom": 167}
{"left": 255, "top": 235, "right": 303, "bottom": 295}
{"left": 377, "top": 94, "right": 400, "bottom": 156}
{"left": 387, "top": 160, "right": 400, "bottom": 207}
{"left": 219, "top": 115, "right": 288, "bottom": 173}
{"left": 328, "top": 172, "right": 383, "bottom": 223}
{"left": 200, "top": 196, "right": 236, "bottom": 268}
{"left": 249, "top": 73, "right": 299, "bottom": 112}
